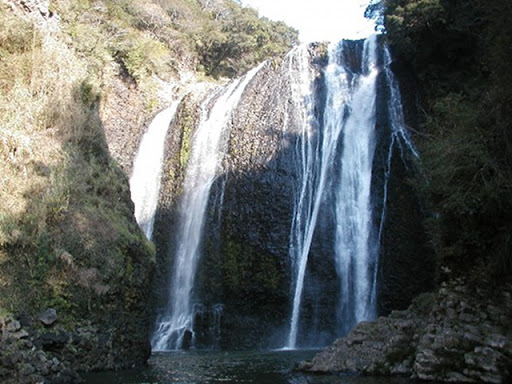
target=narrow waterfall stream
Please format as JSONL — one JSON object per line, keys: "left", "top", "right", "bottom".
{"left": 383, "top": 47, "right": 420, "bottom": 161}
{"left": 151, "top": 64, "right": 265, "bottom": 351}
{"left": 334, "top": 35, "right": 379, "bottom": 333}
{"left": 285, "top": 35, "right": 382, "bottom": 348}
{"left": 130, "top": 100, "right": 182, "bottom": 240}
{"left": 282, "top": 44, "right": 322, "bottom": 350}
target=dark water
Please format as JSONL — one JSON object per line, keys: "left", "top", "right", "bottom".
{"left": 82, "top": 350, "right": 419, "bottom": 384}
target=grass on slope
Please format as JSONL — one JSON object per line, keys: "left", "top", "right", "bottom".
{"left": 0, "top": 4, "right": 154, "bottom": 321}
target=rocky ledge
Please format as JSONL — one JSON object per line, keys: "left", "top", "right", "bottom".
{"left": 298, "top": 281, "right": 512, "bottom": 383}
{"left": 1, "top": 308, "right": 150, "bottom": 384}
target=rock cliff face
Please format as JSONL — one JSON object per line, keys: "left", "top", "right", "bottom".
{"left": 299, "top": 281, "right": 512, "bottom": 383}
{"left": 151, "top": 60, "right": 300, "bottom": 348}
{"left": 0, "top": 1, "right": 155, "bottom": 382}
{"left": 101, "top": 75, "right": 153, "bottom": 175}
{"left": 151, "top": 40, "right": 433, "bottom": 349}
{"left": 203, "top": 59, "right": 307, "bottom": 347}
{"left": 5, "top": 0, "right": 54, "bottom": 25}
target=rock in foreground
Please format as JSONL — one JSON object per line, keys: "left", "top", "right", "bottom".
{"left": 299, "top": 281, "right": 512, "bottom": 383}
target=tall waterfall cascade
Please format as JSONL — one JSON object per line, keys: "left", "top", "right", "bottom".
{"left": 140, "top": 33, "right": 421, "bottom": 352}
{"left": 151, "top": 63, "right": 265, "bottom": 351}
{"left": 284, "top": 35, "right": 385, "bottom": 349}
{"left": 334, "top": 36, "right": 379, "bottom": 334}
{"left": 130, "top": 100, "right": 182, "bottom": 240}
{"left": 281, "top": 44, "right": 321, "bottom": 350}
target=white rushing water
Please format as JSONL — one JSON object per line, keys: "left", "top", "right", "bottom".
{"left": 383, "top": 47, "right": 420, "bottom": 161}
{"left": 282, "top": 45, "right": 319, "bottom": 350}
{"left": 151, "top": 63, "right": 265, "bottom": 351}
{"left": 285, "top": 35, "right": 381, "bottom": 348}
{"left": 284, "top": 41, "right": 352, "bottom": 349}
{"left": 334, "top": 35, "right": 379, "bottom": 332}
{"left": 369, "top": 47, "right": 421, "bottom": 305}
{"left": 130, "top": 100, "right": 182, "bottom": 240}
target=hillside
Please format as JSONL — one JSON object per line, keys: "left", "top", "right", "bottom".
{"left": 383, "top": 0, "right": 512, "bottom": 285}
{"left": 0, "top": 0, "right": 297, "bottom": 382}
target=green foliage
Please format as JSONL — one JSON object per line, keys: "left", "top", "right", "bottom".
{"left": 383, "top": 0, "right": 512, "bottom": 283}
{"left": 55, "top": 0, "right": 174, "bottom": 87}
{"left": 176, "top": 99, "right": 197, "bottom": 171}
{"left": 57, "top": 0, "right": 297, "bottom": 84}
{"left": 420, "top": 93, "right": 511, "bottom": 273}
{"left": 116, "top": 33, "right": 174, "bottom": 82}
{"left": 384, "top": 0, "right": 445, "bottom": 58}
{"left": 194, "top": 2, "right": 298, "bottom": 78}
{"left": 383, "top": 0, "right": 480, "bottom": 88}
{"left": 0, "top": 4, "right": 155, "bottom": 323}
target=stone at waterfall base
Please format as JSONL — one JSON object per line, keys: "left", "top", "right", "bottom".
{"left": 1, "top": 311, "right": 151, "bottom": 383}
{"left": 297, "top": 281, "right": 512, "bottom": 383}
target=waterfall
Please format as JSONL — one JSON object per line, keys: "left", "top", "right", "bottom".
{"left": 151, "top": 63, "right": 264, "bottom": 351}
{"left": 383, "top": 47, "right": 419, "bottom": 161}
{"left": 130, "top": 100, "right": 182, "bottom": 240}
{"left": 284, "top": 42, "right": 350, "bottom": 349}
{"left": 285, "top": 35, "right": 381, "bottom": 348}
{"left": 334, "top": 35, "right": 379, "bottom": 333}
{"left": 144, "top": 35, "right": 419, "bottom": 351}
{"left": 283, "top": 45, "right": 318, "bottom": 350}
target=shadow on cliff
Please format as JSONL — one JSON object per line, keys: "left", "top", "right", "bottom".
{"left": 148, "top": 49, "right": 435, "bottom": 351}
{"left": 0, "top": 81, "right": 154, "bottom": 368}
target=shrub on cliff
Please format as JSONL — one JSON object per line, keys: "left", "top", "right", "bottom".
{"left": 194, "top": 2, "right": 298, "bottom": 78}
{"left": 0, "top": 3, "right": 154, "bottom": 331}
{"left": 55, "top": 0, "right": 297, "bottom": 85}
{"left": 381, "top": 0, "right": 512, "bottom": 283}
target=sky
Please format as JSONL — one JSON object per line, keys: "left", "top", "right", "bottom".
{"left": 240, "top": 0, "right": 376, "bottom": 43}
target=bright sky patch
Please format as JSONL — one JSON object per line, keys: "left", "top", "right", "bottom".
{"left": 241, "top": 0, "right": 376, "bottom": 43}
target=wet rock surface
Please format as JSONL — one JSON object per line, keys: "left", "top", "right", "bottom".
{"left": 151, "top": 42, "right": 435, "bottom": 349}
{"left": 299, "top": 281, "right": 512, "bottom": 383}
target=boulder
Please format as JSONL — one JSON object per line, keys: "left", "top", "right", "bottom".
{"left": 39, "top": 309, "right": 57, "bottom": 327}
{"left": 298, "top": 282, "right": 512, "bottom": 383}
{"left": 5, "top": 319, "right": 21, "bottom": 333}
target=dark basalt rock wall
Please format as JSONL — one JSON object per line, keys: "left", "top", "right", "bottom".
{"left": 373, "top": 57, "right": 434, "bottom": 316}
{"left": 376, "top": 142, "right": 434, "bottom": 315}
{"left": 152, "top": 40, "right": 434, "bottom": 349}
{"left": 198, "top": 61, "right": 303, "bottom": 348}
